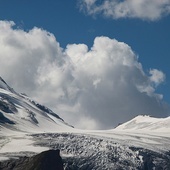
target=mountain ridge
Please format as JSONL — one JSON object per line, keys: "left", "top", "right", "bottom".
{"left": 0, "top": 77, "right": 72, "bottom": 133}
{"left": 115, "top": 115, "right": 170, "bottom": 132}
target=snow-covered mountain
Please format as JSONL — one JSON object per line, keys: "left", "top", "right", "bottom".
{"left": 0, "top": 77, "right": 72, "bottom": 133}
{"left": 0, "top": 77, "right": 170, "bottom": 169}
{"left": 115, "top": 115, "right": 170, "bottom": 132}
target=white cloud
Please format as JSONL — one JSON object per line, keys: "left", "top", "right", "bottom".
{"left": 149, "top": 69, "right": 165, "bottom": 86}
{"left": 78, "top": 0, "right": 170, "bottom": 21}
{"left": 0, "top": 21, "right": 169, "bottom": 129}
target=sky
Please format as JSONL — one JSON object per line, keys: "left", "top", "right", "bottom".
{"left": 0, "top": 0, "right": 170, "bottom": 129}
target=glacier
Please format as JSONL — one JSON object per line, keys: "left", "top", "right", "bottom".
{"left": 0, "top": 77, "right": 170, "bottom": 169}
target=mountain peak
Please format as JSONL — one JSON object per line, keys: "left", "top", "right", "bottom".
{"left": 0, "top": 77, "right": 13, "bottom": 92}
{"left": 115, "top": 114, "right": 170, "bottom": 132}
{"left": 0, "top": 77, "right": 8, "bottom": 89}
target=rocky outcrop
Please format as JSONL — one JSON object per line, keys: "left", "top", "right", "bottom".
{"left": 0, "top": 150, "right": 64, "bottom": 170}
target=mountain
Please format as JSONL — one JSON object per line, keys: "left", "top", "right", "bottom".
{"left": 0, "top": 77, "right": 170, "bottom": 169}
{"left": 115, "top": 115, "right": 170, "bottom": 132}
{"left": 0, "top": 77, "right": 72, "bottom": 133}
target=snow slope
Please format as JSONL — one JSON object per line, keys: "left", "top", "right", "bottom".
{"left": 115, "top": 115, "right": 170, "bottom": 132}
{"left": 0, "top": 77, "right": 72, "bottom": 133}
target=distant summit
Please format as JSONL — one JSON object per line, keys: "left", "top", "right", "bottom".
{"left": 115, "top": 115, "right": 170, "bottom": 132}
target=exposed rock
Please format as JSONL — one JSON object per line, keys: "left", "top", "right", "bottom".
{"left": 0, "top": 150, "right": 64, "bottom": 170}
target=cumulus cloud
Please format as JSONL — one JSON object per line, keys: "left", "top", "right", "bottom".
{"left": 78, "top": 0, "right": 170, "bottom": 21}
{"left": 0, "top": 21, "right": 169, "bottom": 129}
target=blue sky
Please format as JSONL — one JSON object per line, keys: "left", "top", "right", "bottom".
{"left": 0, "top": 0, "right": 170, "bottom": 129}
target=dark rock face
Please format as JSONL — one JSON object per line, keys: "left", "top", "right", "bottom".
{"left": 30, "top": 101, "right": 64, "bottom": 121}
{"left": 0, "top": 150, "right": 64, "bottom": 170}
{"left": 0, "top": 112, "right": 15, "bottom": 124}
